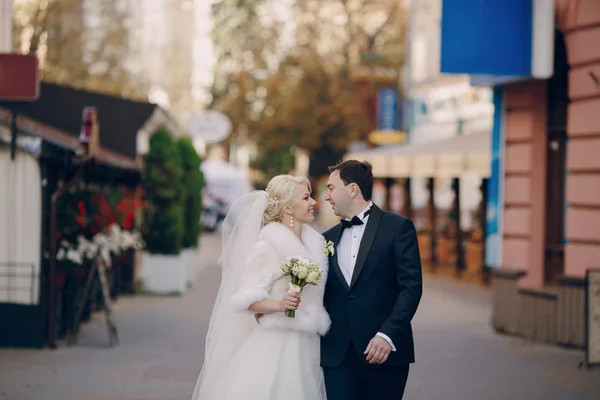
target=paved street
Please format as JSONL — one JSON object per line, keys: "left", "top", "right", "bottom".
{"left": 1, "top": 232, "right": 599, "bottom": 400}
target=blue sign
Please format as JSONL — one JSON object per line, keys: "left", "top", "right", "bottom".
{"left": 441, "top": 0, "right": 533, "bottom": 78}
{"left": 378, "top": 88, "right": 398, "bottom": 131}
{"left": 485, "top": 87, "right": 505, "bottom": 268}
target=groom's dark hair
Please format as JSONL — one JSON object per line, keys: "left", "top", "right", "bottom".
{"left": 329, "top": 160, "right": 373, "bottom": 201}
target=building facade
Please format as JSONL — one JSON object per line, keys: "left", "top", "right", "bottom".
{"left": 346, "top": 0, "right": 495, "bottom": 282}
{"left": 441, "top": 0, "right": 600, "bottom": 347}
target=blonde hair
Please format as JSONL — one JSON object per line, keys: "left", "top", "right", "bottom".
{"left": 263, "top": 175, "right": 311, "bottom": 225}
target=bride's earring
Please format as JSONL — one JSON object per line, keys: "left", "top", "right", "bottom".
{"left": 290, "top": 214, "right": 294, "bottom": 227}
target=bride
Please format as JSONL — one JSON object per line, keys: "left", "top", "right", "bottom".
{"left": 191, "top": 175, "right": 330, "bottom": 400}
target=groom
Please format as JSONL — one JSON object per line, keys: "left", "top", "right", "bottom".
{"left": 321, "top": 160, "right": 422, "bottom": 400}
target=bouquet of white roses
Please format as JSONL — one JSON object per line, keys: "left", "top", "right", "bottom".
{"left": 280, "top": 255, "right": 323, "bottom": 318}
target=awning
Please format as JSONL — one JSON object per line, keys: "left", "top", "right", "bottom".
{"left": 0, "top": 107, "right": 140, "bottom": 171}
{"left": 344, "top": 131, "right": 490, "bottom": 178}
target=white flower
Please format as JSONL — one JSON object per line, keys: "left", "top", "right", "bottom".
{"left": 93, "top": 233, "right": 109, "bottom": 247}
{"left": 281, "top": 255, "right": 323, "bottom": 289}
{"left": 281, "top": 258, "right": 293, "bottom": 274}
{"left": 306, "top": 270, "right": 321, "bottom": 284}
{"left": 109, "top": 224, "right": 121, "bottom": 235}
{"left": 57, "top": 248, "right": 66, "bottom": 260}
{"left": 324, "top": 240, "right": 335, "bottom": 257}
{"left": 296, "top": 265, "right": 309, "bottom": 280}
{"left": 66, "top": 249, "right": 83, "bottom": 265}
{"left": 100, "top": 247, "right": 112, "bottom": 265}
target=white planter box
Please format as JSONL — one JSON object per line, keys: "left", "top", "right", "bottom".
{"left": 181, "top": 248, "right": 200, "bottom": 286}
{"left": 141, "top": 252, "right": 186, "bottom": 295}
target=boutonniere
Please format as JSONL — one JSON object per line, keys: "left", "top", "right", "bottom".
{"left": 324, "top": 240, "right": 335, "bottom": 257}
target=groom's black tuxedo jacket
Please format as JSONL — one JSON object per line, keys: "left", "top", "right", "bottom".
{"left": 321, "top": 205, "right": 422, "bottom": 368}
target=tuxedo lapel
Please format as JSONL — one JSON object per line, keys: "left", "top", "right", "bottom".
{"left": 331, "top": 225, "right": 350, "bottom": 291}
{"left": 350, "top": 205, "right": 382, "bottom": 289}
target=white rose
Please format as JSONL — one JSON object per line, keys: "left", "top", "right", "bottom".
{"left": 328, "top": 242, "right": 335, "bottom": 256}
{"left": 291, "top": 262, "right": 302, "bottom": 276}
{"left": 297, "top": 265, "right": 309, "bottom": 280}
{"left": 281, "top": 259, "right": 292, "bottom": 274}
{"left": 306, "top": 270, "right": 320, "bottom": 284}
{"left": 300, "top": 256, "right": 312, "bottom": 265}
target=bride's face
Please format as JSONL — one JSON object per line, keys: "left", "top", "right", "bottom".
{"left": 286, "top": 183, "right": 317, "bottom": 224}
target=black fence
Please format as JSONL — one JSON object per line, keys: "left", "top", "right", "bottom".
{"left": 0, "top": 262, "right": 45, "bottom": 347}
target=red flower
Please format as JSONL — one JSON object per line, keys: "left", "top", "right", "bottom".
{"left": 123, "top": 213, "right": 134, "bottom": 230}
{"left": 117, "top": 198, "right": 129, "bottom": 213}
{"left": 76, "top": 216, "right": 86, "bottom": 228}
{"left": 77, "top": 201, "right": 86, "bottom": 216}
{"left": 100, "top": 201, "right": 111, "bottom": 217}
{"left": 121, "top": 187, "right": 133, "bottom": 197}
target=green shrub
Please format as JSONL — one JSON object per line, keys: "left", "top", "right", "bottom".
{"left": 141, "top": 128, "right": 184, "bottom": 255}
{"left": 176, "top": 137, "right": 206, "bottom": 249}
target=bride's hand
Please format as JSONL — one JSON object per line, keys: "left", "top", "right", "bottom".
{"left": 280, "top": 292, "right": 301, "bottom": 312}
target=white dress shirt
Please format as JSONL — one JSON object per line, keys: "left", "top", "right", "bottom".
{"left": 338, "top": 202, "right": 396, "bottom": 351}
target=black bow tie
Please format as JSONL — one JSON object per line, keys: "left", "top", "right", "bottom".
{"left": 340, "top": 209, "right": 371, "bottom": 229}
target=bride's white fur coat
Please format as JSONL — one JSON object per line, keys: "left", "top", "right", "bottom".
{"left": 231, "top": 222, "right": 331, "bottom": 336}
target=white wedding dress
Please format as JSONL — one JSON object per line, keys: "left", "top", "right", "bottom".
{"left": 191, "top": 192, "right": 330, "bottom": 400}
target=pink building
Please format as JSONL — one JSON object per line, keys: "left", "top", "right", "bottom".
{"left": 438, "top": 0, "right": 600, "bottom": 349}
{"left": 488, "top": 1, "right": 599, "bottom": 348}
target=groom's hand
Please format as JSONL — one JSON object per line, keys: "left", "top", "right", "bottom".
{"left": 364, "top": 336, "right": 392, "bottom": 364}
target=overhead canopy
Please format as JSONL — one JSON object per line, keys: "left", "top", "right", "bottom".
{"left": 17, "top": 82, "right": 160, "bottom": 160}
{"left": 345, "top": 132, "right": 490, "bottom": 178}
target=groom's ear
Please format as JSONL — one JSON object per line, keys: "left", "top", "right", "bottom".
{"left": 348, "top": 183, "right": 359, "bottom": 199}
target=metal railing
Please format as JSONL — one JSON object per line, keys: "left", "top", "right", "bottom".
{"left": 0, "top": 262, "right": 39, "bottom": 305}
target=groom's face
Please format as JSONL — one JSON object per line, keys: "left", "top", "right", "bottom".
{"left": 325, "top": 171, "right": 351, "bottom": 218}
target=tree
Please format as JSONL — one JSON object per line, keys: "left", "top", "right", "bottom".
{"left": 209, "top": 0, "right": 407, "bottom": 176}
{"left": 176, "top": 137, "right": 206, "bottom": 249}
{"left": 13, "top": 0, "right": 148, "bottom": 100}
{"left": 142, "top": 128, "right": 184, "bottom": 255}
{"left": 209, "top": 0, "right": 283, "bottom": 107}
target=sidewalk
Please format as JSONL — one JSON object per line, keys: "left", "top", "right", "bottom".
{"left": 1, "top": 232, "right": 599, "bottom": 400}
{"left": 0, "top": 233, "right": 222, "bottom": 400}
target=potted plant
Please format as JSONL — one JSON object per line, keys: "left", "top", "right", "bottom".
{"left": 176, "top": 137, "right": 206, "bottom": 287}
{"left": 140, "top": 128, "right": 186, "bottom": 294}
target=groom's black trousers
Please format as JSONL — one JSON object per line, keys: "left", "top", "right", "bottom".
{"left": 323, "top": 342, "right": 409, "bottom": 400}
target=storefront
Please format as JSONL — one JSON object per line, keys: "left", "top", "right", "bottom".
{"left": 440, "top": 0, "right": 600, "bottom": 348}
{"left": 0, "top": 83, "right": 180, "bottom": 347}
{"left": 346, "top": 129, "right": 491, "bottom": 281}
